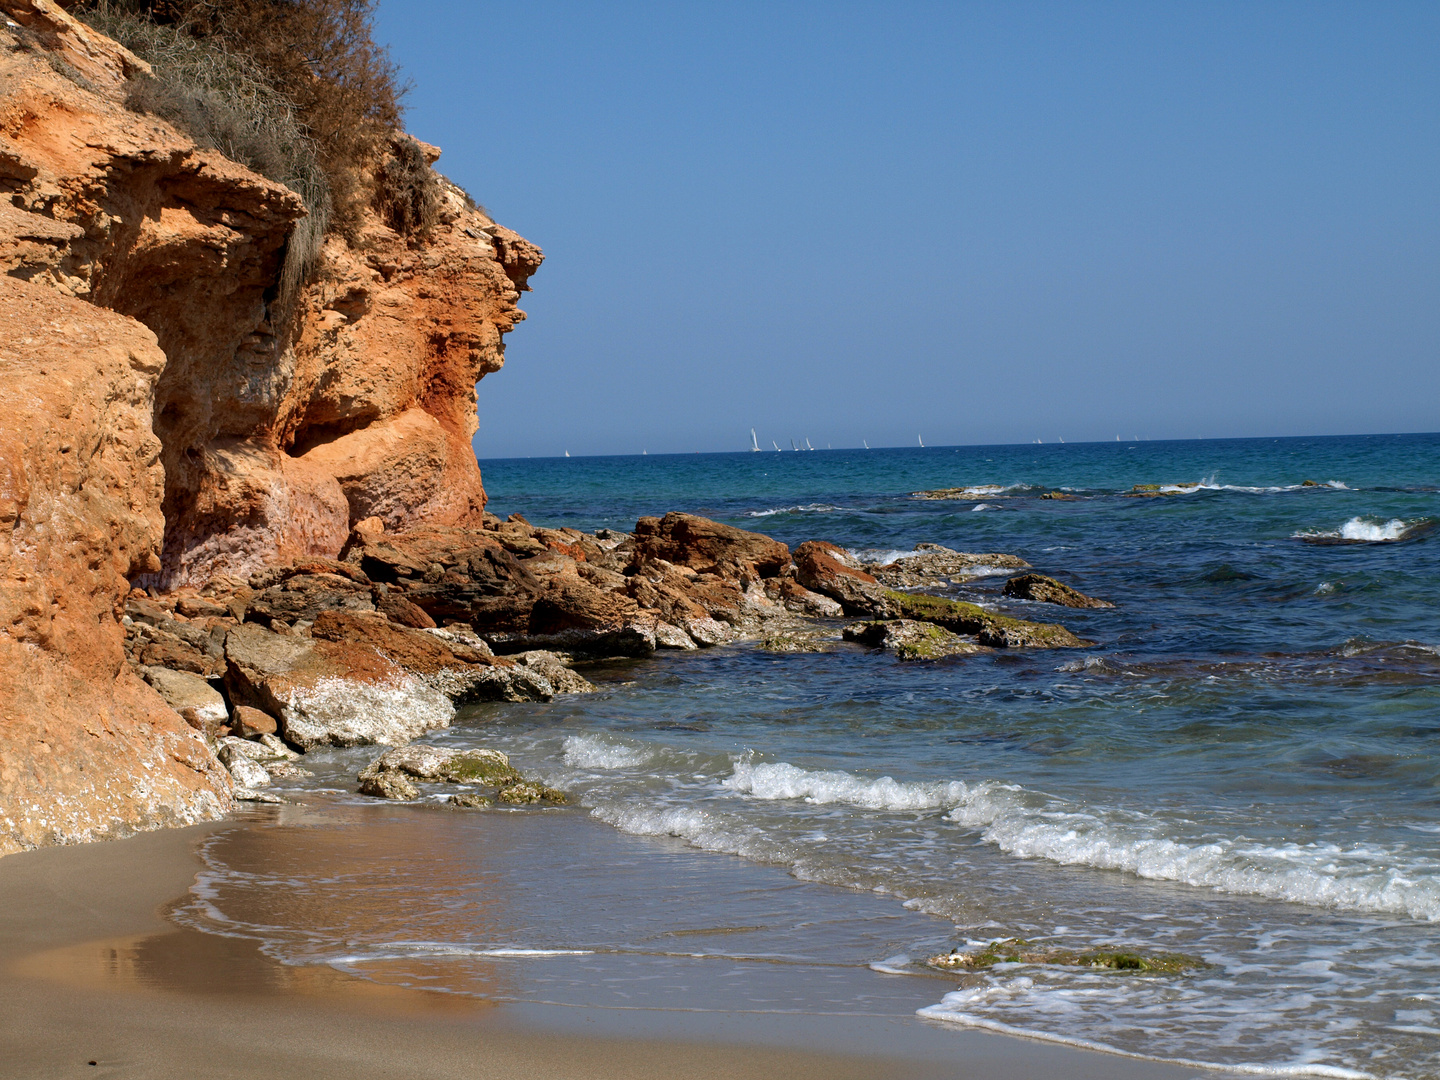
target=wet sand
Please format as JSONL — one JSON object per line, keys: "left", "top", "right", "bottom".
{"left": 0, "top": 808, "right": 1228, "bottom": 1079}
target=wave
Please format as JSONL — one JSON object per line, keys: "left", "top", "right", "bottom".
{"left": 563, "top": 733, "right": 659, "bottom": 770}
{"left": 713, "top": 760, "right": 1440, "bottom": 922}
{"left": 742, "top": 503, "right": 843, "bottom": 517}
{"left": 1295, "top": 517, "right": 1436, "bottom": 545}
{"left": 722, "top": 760, "right": 971, "bottom": 811}
{"left": 918, "top": 985, "right": 1377, "bottom": 1078}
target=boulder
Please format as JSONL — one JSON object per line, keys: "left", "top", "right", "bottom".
{"left": 232, "top": 705, "right": 278, "bottom": 738}
{"left": 764, "top": 577, "right": 844, "bottom": 618}
{"left": 358, "top": 745, "right": 519, "bottom": 785}
{"left": 217, "top": 749, "right": 271, "bottom": 789}
{"left": 1002, "top": 573, "right": 1113, "bottom": 609}
{"left": 842, "top": 620, "right": 984, "bottom": 661}
{"left": 632, "top": 513, "right": 790, "bottom": 578}
{"left": 224, "top": 623, "right": 454, "bottom": 750}
{"left": 793, "top": 541, "right": 889, "bottom": 615}
{"left": 486, "top": 580, "right": 657, "bottom": 656}
{"left": 141, "top": 667, "right": 228, "bottom": 730}
{"left": 654, "top": 622, "right": 699, "bottom": 650}
{"left": 510, "top": 651, "right": 598, "bottom": 694}
{"left": 358, "top": 772, "right": 419, "bottom": 801}
{"left": 243, "top": 570, "right": 375, "bottom": 628}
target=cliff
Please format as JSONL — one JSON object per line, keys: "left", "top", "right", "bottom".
{"left": 0, "top": 0, "right": 540, "bottom": 853}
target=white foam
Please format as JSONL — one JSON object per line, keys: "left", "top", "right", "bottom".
{"left": 918, "top": 982, "right": 1378, "bottom": 1078}
{"left": 723, "top": 760, "right": 972, "bottom": 811}
{"left": 742, "top": 503, "right": 842, "bottom": 517}
{"left": 948, "top": 782, "right": 1440, "bottom": 922}
{"left": 562, "top": 733, "right": 656, "bottom": 770}
{"left": 715, "top": 759, "right": 1440, "bottom": 922}
{"left": 1295, "top": 517, "right": 1412, "bottom": 543}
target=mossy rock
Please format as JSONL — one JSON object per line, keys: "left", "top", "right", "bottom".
{"left": 495, "top": 779, "right": 567, "bottom": 805}
{"left": 443, "top": 750, "right": 522, "bottom": 785}
{"left": 881, "top": 591, "right": 1090, "bottom": 649}
{"left": 448, "top": 792, "right": 493, "bottom": 809}
{"left": 927, "top": 938, "right": 1206, "bottom": 976}
{"left": 759, "top": 633, "right": 828, "bottom": 653}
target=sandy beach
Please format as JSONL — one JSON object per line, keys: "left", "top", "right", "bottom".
{"left": 0, "top": 807, "right": 1227, "bottom": 1080}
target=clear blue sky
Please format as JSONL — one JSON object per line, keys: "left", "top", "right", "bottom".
{"left": 374, "top": 1, "right": 1438, "bottom": 458}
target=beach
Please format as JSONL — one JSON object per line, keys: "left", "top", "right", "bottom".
{"left": 0, "top": 807, "right": 1220, "bottom": 1080}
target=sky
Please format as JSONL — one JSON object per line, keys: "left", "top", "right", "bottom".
{"left": 373, "top": 1, "right": 1439, "bottom": 458}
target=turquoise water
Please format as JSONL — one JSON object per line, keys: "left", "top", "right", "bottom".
{"left": 208, "top": 434, "right": 1440, "bottom": 1076}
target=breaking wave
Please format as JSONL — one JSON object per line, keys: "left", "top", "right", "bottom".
{"left": 1295, "top": 517, "right": 1436, "bottom": 545}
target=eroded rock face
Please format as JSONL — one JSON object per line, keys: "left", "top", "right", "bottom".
{"left": 0, "top": 6, "right": 542, "bottom": 589}
{"left": 0, "top": 278, "right": 231, "bottom": 854}
{"left": 793, "top": 541, "right": 887, "bottom": 615}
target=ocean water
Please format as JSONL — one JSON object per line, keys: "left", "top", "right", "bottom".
{"left": 187, "top": 434, "right": 1440, "bottom": 1078}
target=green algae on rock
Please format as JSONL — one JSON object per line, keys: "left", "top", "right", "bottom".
{"left": 927, "top": 938, "right": 1207, "bottom": 976}
{"left": 881, "top": 591, "right": 1091, "bottom": 649}
{"left": 841, "top": 619, "right": 983, "bottom": 661}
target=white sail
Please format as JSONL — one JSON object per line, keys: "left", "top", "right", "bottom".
{"left": 750, "top": 428, "right": 761, "bottom": 452}
{"left": 773, "top": 441, "right": 782, "bottom": 452}
{"left": 918, "top": 434, "right": 924, "bottom": 448}
{"left": 805, "top": 437, "right": 815, "bottom": 451}
{"left": 863, "top": 440, "right": 869, "bottom": 449}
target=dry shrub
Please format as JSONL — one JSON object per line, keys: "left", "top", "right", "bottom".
{"left": 80, "top": 2, "right": 330, "bottom": 304}
{"left": 375, "top": 136, "right": 440, "bottom": 237}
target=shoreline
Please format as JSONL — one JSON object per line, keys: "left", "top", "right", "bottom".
{"left": 0, "top": 804, "right": 1226, "bottom": 1080}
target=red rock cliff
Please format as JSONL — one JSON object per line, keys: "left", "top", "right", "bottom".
{"left": 0, "top": 0, "right": 540, "bottom": 853}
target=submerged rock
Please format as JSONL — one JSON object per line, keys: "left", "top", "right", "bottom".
{"left": 510, "top": 651, "right": 598, "bottom": 694}
{"left": 357, "top": 745, "right": 566, "bottom": 805}
{"left": 1002, "top": 573, "right": 1114, "bottom": 609}
{"left": 926, "top": 938, "right": 1207, "bottom": 975}
{"left": 842, "top": 619, "right": 984, "bottom": 660}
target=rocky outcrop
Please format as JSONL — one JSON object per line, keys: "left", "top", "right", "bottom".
{"left": 867, "top": 544, "right": 1029, "bottom": 589}
{"left": 0, "top": 277, "right": 230, "bottom": 855}
{"left": 880, "top": 591, "right": 1091, "bottom": 649}
{"left": 356, "top": 745, "right": 565, "bottom": 805}
{"left": 0, "top": 4, "right": 543, "bottom": 852}
{"left": 1002, "top": 573, "right": 1113, "bottom": 609}
{"left": 842, "top": 619, "right": 985, "bottom": 661}
{"left": 792, "top": 541, "right": 887, "bottom": 615}
{"left": 0, "top": 5, "right": 542, "bottom": 590}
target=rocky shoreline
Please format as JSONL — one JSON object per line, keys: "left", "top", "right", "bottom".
{"left": 121, "top": 509, "right": 1109, "bottom": 803}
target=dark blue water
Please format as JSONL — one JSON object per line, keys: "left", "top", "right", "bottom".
{"left": 211, "top": 435, "right": 1440, "bottom": 1077}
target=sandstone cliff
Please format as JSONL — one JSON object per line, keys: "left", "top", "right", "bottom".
{"left": 0, "top": 0, "right": 540, "bottom": 854}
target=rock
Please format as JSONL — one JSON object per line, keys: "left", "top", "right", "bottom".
{"left": 232, "top": 705, "right": 279, "bottom": 738}
{"left": 758, "top": 632, "right": 830, "bottom": 653}
{"left": 1002, "top": 573, "right": 1114, "bottom": 609}
{"left": 219, "top": 751, "right": 271, "bottom": 790}
{"left": 357, "top": 772, "right": 420, "bottom": 801}
{"left": 421, "top": 624, "right": 494, "bottom": 657}
{"left": 310, "top": 610, "right": 554, "bottom": 703}
{"left": 374, "top": 586, "right": 437, "bottom": 628}
{"left": 233, "top": 788, "right": 285, "bottom": 804}
{"left": 244, "top": 570, "right": 375, "bottom": 628}
{"left": 682, "top": 616, "right": 730, "bottom": 646}
{"left": 495, "top": 779, "right": 567, "bottom": 805}
{"left": 358, "top": 745, "right": 520, "bottom": 785}
{"left": 842, "top": 620, "right": 984, "bottom": 660}
{"left": 175, "top": 596, "right": 230, "bottom": 618}
{"left": 141, "top": 667, "right": 229, "bottom": 730}
{"left": 632, "top": 513, "right": 790, "bottom": 578}
{"left": 764, "top": 578, "right": 844, "bottom": 618}
{"left": 792, "top": 541, "right": 889, "bottom": 615}
{"left": 488, "top": 579, "right": 657, "bottom": 656}
{"left": 224, "top": 622, "right": 455, "bottom": 749}
{"left": 1040, "top": 491, "right": 1075, "bottom": 501}
{"left": 866, "top": 545, "right": 1030, "bottom": 589}
{"left": 654, "top": 622, "right": 699, "bottom": 649}
{"left": 880, "top": 591, "right": 1091, "bottom": 649}
{"left": 449, "top": 792, "right": 493, "bottom": 809}
{"left": 0, "top": 281, "right": 231, "bottom": 856}
{"left": 510, "top": 651, "right": 598, "bottom": 694}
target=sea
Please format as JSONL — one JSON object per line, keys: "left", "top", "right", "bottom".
{"left": 178, "top": 433, "right": 1440, "bottom": 1078}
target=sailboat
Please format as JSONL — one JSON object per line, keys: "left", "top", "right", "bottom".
{"left": 863, "top": 440, "right": 869, "bottom": 449}
{"left": 750, "top": 428, "right": 762, "bottom": 452}
{"left": 790, "top": 439, "right": 799, "bottom": 451}
{"left": 918, "top": 434, "right": 925, "bottom": 448}
{"left": 564, "top": 450, "right": 570, "bottom": 457}
{"left": 772, "top": 441, "right": 782, "bottom": 452}
{"left": 805, "top": 438, "right": 815, "bottom": 451}
{"left": 1058, "top": 436, "right": 1065, "bottom": 444}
